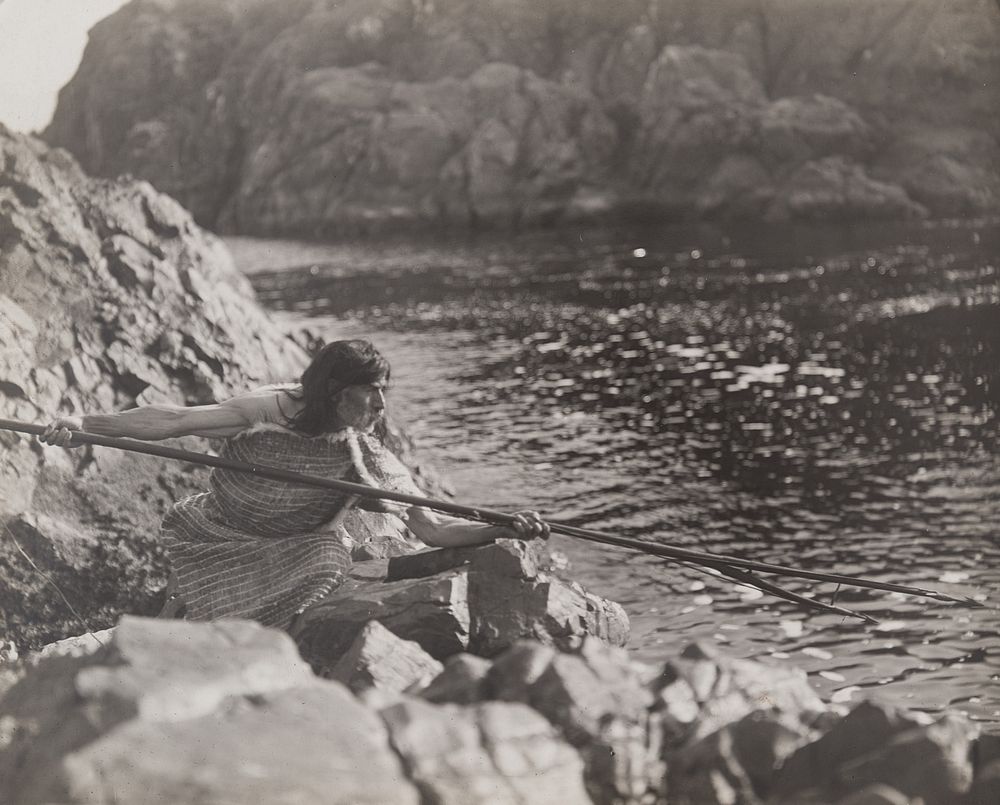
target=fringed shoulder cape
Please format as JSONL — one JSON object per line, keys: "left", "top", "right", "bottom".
{"left": 161, "top": 424, "right": 421, "bottom": 628}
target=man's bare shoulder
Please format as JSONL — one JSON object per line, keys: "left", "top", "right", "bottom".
{"left": 223, "top": 383, "right": 302, "bottom": 425}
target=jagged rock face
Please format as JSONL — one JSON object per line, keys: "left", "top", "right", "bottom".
{"left": 0, "top": 125, "right": 306, "bottom": 648}
{"left": 45, "top": 0, "right": 1000, "bottom": 233}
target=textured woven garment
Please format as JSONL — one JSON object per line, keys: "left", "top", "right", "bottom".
{"left": 161, "top": 425, "right": 421, "bottom": 628}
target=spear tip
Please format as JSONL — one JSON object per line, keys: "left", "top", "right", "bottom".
{"left": 960, "top": 595, "right": 988, "bottom": 609}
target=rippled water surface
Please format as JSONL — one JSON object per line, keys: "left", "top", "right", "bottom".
{"left": 230, "top": 221, "right": 1000, "bottom": 722}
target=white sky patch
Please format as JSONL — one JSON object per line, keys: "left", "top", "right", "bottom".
{"left": 0, "top": 0, "right": 130, "bottom": 132}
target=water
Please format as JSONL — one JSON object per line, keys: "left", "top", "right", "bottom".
{"left": 228, "top": 220, "right": 1000, "bottom": 723}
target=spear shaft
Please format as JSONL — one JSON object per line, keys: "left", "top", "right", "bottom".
{"left": 548, "top": 521, "right": 976, "bottom": 605}
{"left": 0, "top": 418, "right": 975, "bottom": 608}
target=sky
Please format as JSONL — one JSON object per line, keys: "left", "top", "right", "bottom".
{"left": 0, "top": 0, "right": 130, "bottom": 133}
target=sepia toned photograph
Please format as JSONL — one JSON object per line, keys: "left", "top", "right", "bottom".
{"left": 1, "top": 1, "right": 998, "bottom": 803}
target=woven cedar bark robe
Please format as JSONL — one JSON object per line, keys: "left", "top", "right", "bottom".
{"left": 161, "top": 424, "right": 421, "bottom": 628}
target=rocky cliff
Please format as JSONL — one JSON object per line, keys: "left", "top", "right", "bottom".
{"left": 44, "top": 0, "right": 1000, "bottom": 235}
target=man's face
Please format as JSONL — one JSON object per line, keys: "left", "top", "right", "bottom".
{"left": 335, "top": 378, "right": 387, "bottom": 432}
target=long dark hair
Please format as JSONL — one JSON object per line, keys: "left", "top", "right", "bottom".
{"left": 284, "top": 340, "right": 390, "bottom": 436}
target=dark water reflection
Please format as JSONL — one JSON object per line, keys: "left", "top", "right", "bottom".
{"left": 239, "top": 220, "right": 1000, "bottom": 722}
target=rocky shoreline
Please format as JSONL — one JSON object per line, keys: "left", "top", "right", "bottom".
{"left": 44, "top": 0, "right": 1000, "bottom": 235}
{"left": 2, "top": 538, "right": 998, "bottom": 804}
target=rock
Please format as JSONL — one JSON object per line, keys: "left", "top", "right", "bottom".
{"left": 757, "top": 94, "right": 873, "bottom": 166}
{"left": 772, "top": 700, "right": 977, "bottom": 805}
{"left": 379, "top": 697, "right": 592, "bottom": 804}
{"left": 965, "top": 759, "right": 1000, "bottom": 805}
{"left": 0, "top": 640, "right": 18, "bottom": 664}
{"left": 6, "top": 613, "right": 976, "bottom": 805}
{"left": 835, "top": 716, "right": 976, "bottom": 805}
{"left": 972, "top": 731, "right": 1000, "bottom": 773}
{"left": 887, "top": 127, "right": 1000, "bottom": 216}
{"left": 32, "top": 629, "right": 116, "bottom": 661}
{"left": 526, "top": 639, "right": 653, "bottom": 743}
{"left": 44, "top": 0, "right": 1000, "bottom": 230}
{"left": 668, "top": 727, "right": 761, "bottom": 805}
{"left": 694, "top": 154, "right": 775, "bottom": 217}
{"left": 0, "top": 616, "right": 420, "bottom": 804}
{"left": 768, "top": 157, "right": 927, "bottom": 221}
{"left": 63, "top": 684, "right": 420, "bottom": 805}
{"left": 630, "top": 44, "right": 766, "bottom": 197}
{"left": 489, "top": 637, "right": 663, "bottom": 804}
{"left": 774, "top": 700, "right": 929, "bottom": 795}
{"left": 471, "top": 537, "right": 547, "bottom": 579}
{"left": 669, "top": 710, "right": 815, "bottom": 805}
{"left": 652, "top": 641, "right": 827, "bottom": 746}
{"left": 654, "top": 673, "right": 701, "bottom": 743}
{"left": 726, "top": 711, "right": 813, "bottom": 795}
{"left": 834, "top": 785, "right": 912, "bottom": 805}
{"left": 466, "top": 541, "right": 630, "bottom": 656}
{"left": 295, "top": 571, "right": 472, "bottom": 670}
{"left": 328, "top": 620, "right": 444, "bottom": 694}
{"left": 486, "top": 640, "right": 559, "bottom": 702}
{"left": 75, "top": 616, "right": 315, "bottom": 723}
{"left": 416, "top": 653, "right": 492, "bottom": 705}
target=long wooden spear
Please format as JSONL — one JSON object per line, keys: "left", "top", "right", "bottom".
{"left": 0, "top": 418, "right": 979, "bottom": 617}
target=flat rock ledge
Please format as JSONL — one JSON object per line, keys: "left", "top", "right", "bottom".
{"left": 1, "top": 540, "right": 996, "bottom": 805}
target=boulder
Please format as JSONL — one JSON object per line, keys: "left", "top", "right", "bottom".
{"left": 0, "top": 616, "right": 419, "bottom": 805}
{"left": 668, "top": 710, "right": 815, "bottom": 805}
{"left": 652, "top": 641, "right": 827, "bottom": 747}
{"left": 74, "top": 616, "right": 315, "bottom": 723}
{"left": 834, "top": 716, "right": 976, "bottom": 805}
{"left": 61, "top": 684, "right": 420, "bottom": 805}
{"left": 328, "top": 620, "right": 444, "bottom": 694}
{"left": 416, "top": 653, "right": 492, "bottom": 705}
{"left": 379, "top": 697, "right": 592, "bottom": 805}
{"left": 485, "top": 640, "right": 560, "bottom": 703}
{"left": 467, "top": 540, "right": 630, "bottom": 656}
{"left": 294, "top": 571, "right": 472, "bottom": 671}
{"left": 487, "top": 638, "right": 663, "bottom": 804}
{"left": 772, "top": 700, "right": 977, "bottom": 805}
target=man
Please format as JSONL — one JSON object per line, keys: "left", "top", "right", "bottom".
{"left": 42, "top": 339, "right": 548, "bottom": 628}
